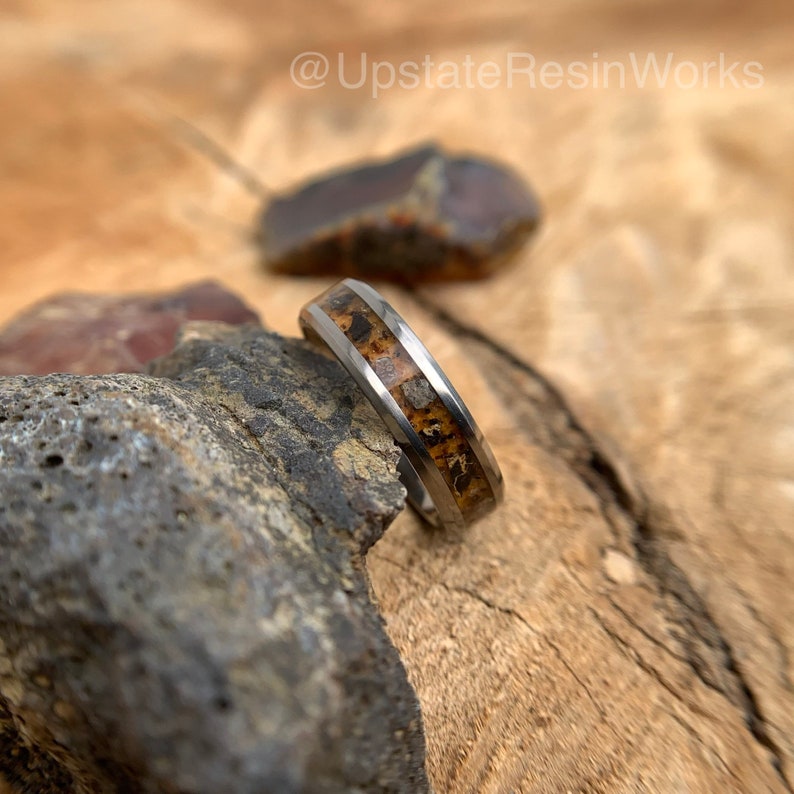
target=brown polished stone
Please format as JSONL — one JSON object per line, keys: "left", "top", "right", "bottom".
{"left": 261, "top": 143, "right": 540, "bottom": 283}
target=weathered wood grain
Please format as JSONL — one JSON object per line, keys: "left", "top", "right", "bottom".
{"left": 1, "top": 1, "right": 792, "bottom": 791}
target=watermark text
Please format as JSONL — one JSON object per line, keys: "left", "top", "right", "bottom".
{"left": 290, "top": 51, "right": 764, "bottom": 97}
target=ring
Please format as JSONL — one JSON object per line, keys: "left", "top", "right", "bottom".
{"left": 300, "top": 278, "right": 503, "bottom": 530}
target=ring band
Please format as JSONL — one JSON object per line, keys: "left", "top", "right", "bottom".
{"left": 300, "top": 278, "right": 503, "bottom": 530}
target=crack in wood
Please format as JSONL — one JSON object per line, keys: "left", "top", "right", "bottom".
{"left": 635, "top": 525, "right": 790, "bottom": 788}
{"left": 606, "top": 595, "right": 691, "bottom": 666}
{"left": 410, "top": 290, "right": 792, "bottom": 791}
{"left": 713, "top": 517, "right": 794, "bottom": 696}
{"left": 659, "top": 705, "right": 742, "bottom": 786}
{"left": 164, "top": 113, "right": 271, "bottom": 200}
{"left": 543, "top": 636, "right": 608, "bottom": 721}
{"left": 586, "top": 605, "right": 716, "bottom": 723}
{"left": 374, "top": 556, "right": 629, "bottom": 750}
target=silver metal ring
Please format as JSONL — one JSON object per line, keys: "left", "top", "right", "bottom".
{"left": 300, "top": 278, "right": 504, "bottom": 530}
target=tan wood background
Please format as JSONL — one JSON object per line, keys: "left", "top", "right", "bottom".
{"left": 1, "top": 1, "right": 792, "bottom": 791}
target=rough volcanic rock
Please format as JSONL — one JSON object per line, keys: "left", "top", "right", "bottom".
{"left": 0, "top": 323, "right": 427, "bottom": 793}
{"left": 0, "top": 281, "right": 260, "bottom": 376}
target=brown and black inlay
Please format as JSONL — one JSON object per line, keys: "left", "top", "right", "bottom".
{"left": 304, "top": 281, "right": 495, "bottom": 523}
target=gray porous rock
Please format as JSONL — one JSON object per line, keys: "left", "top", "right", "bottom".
{"left": 0, "top": 323, "right": 428, "bottom": 794}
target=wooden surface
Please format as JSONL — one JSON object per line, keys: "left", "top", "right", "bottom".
{"left": 2, "top": 1, "right": 793, "bottom": 791}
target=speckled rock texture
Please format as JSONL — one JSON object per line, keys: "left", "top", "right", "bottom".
{"left": 0, "top": 281, "right": 261, "bottom": 376}
{"left": 0, "top": 323, "right": 427, "bottom": 794}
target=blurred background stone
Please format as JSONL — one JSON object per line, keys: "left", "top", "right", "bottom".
{"left": 260, "top": 142, "right": 540, "bottom": 282}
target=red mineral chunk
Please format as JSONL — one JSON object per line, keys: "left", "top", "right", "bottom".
{"left": 0, "top": 281, "right": 261, "bottom": 375}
